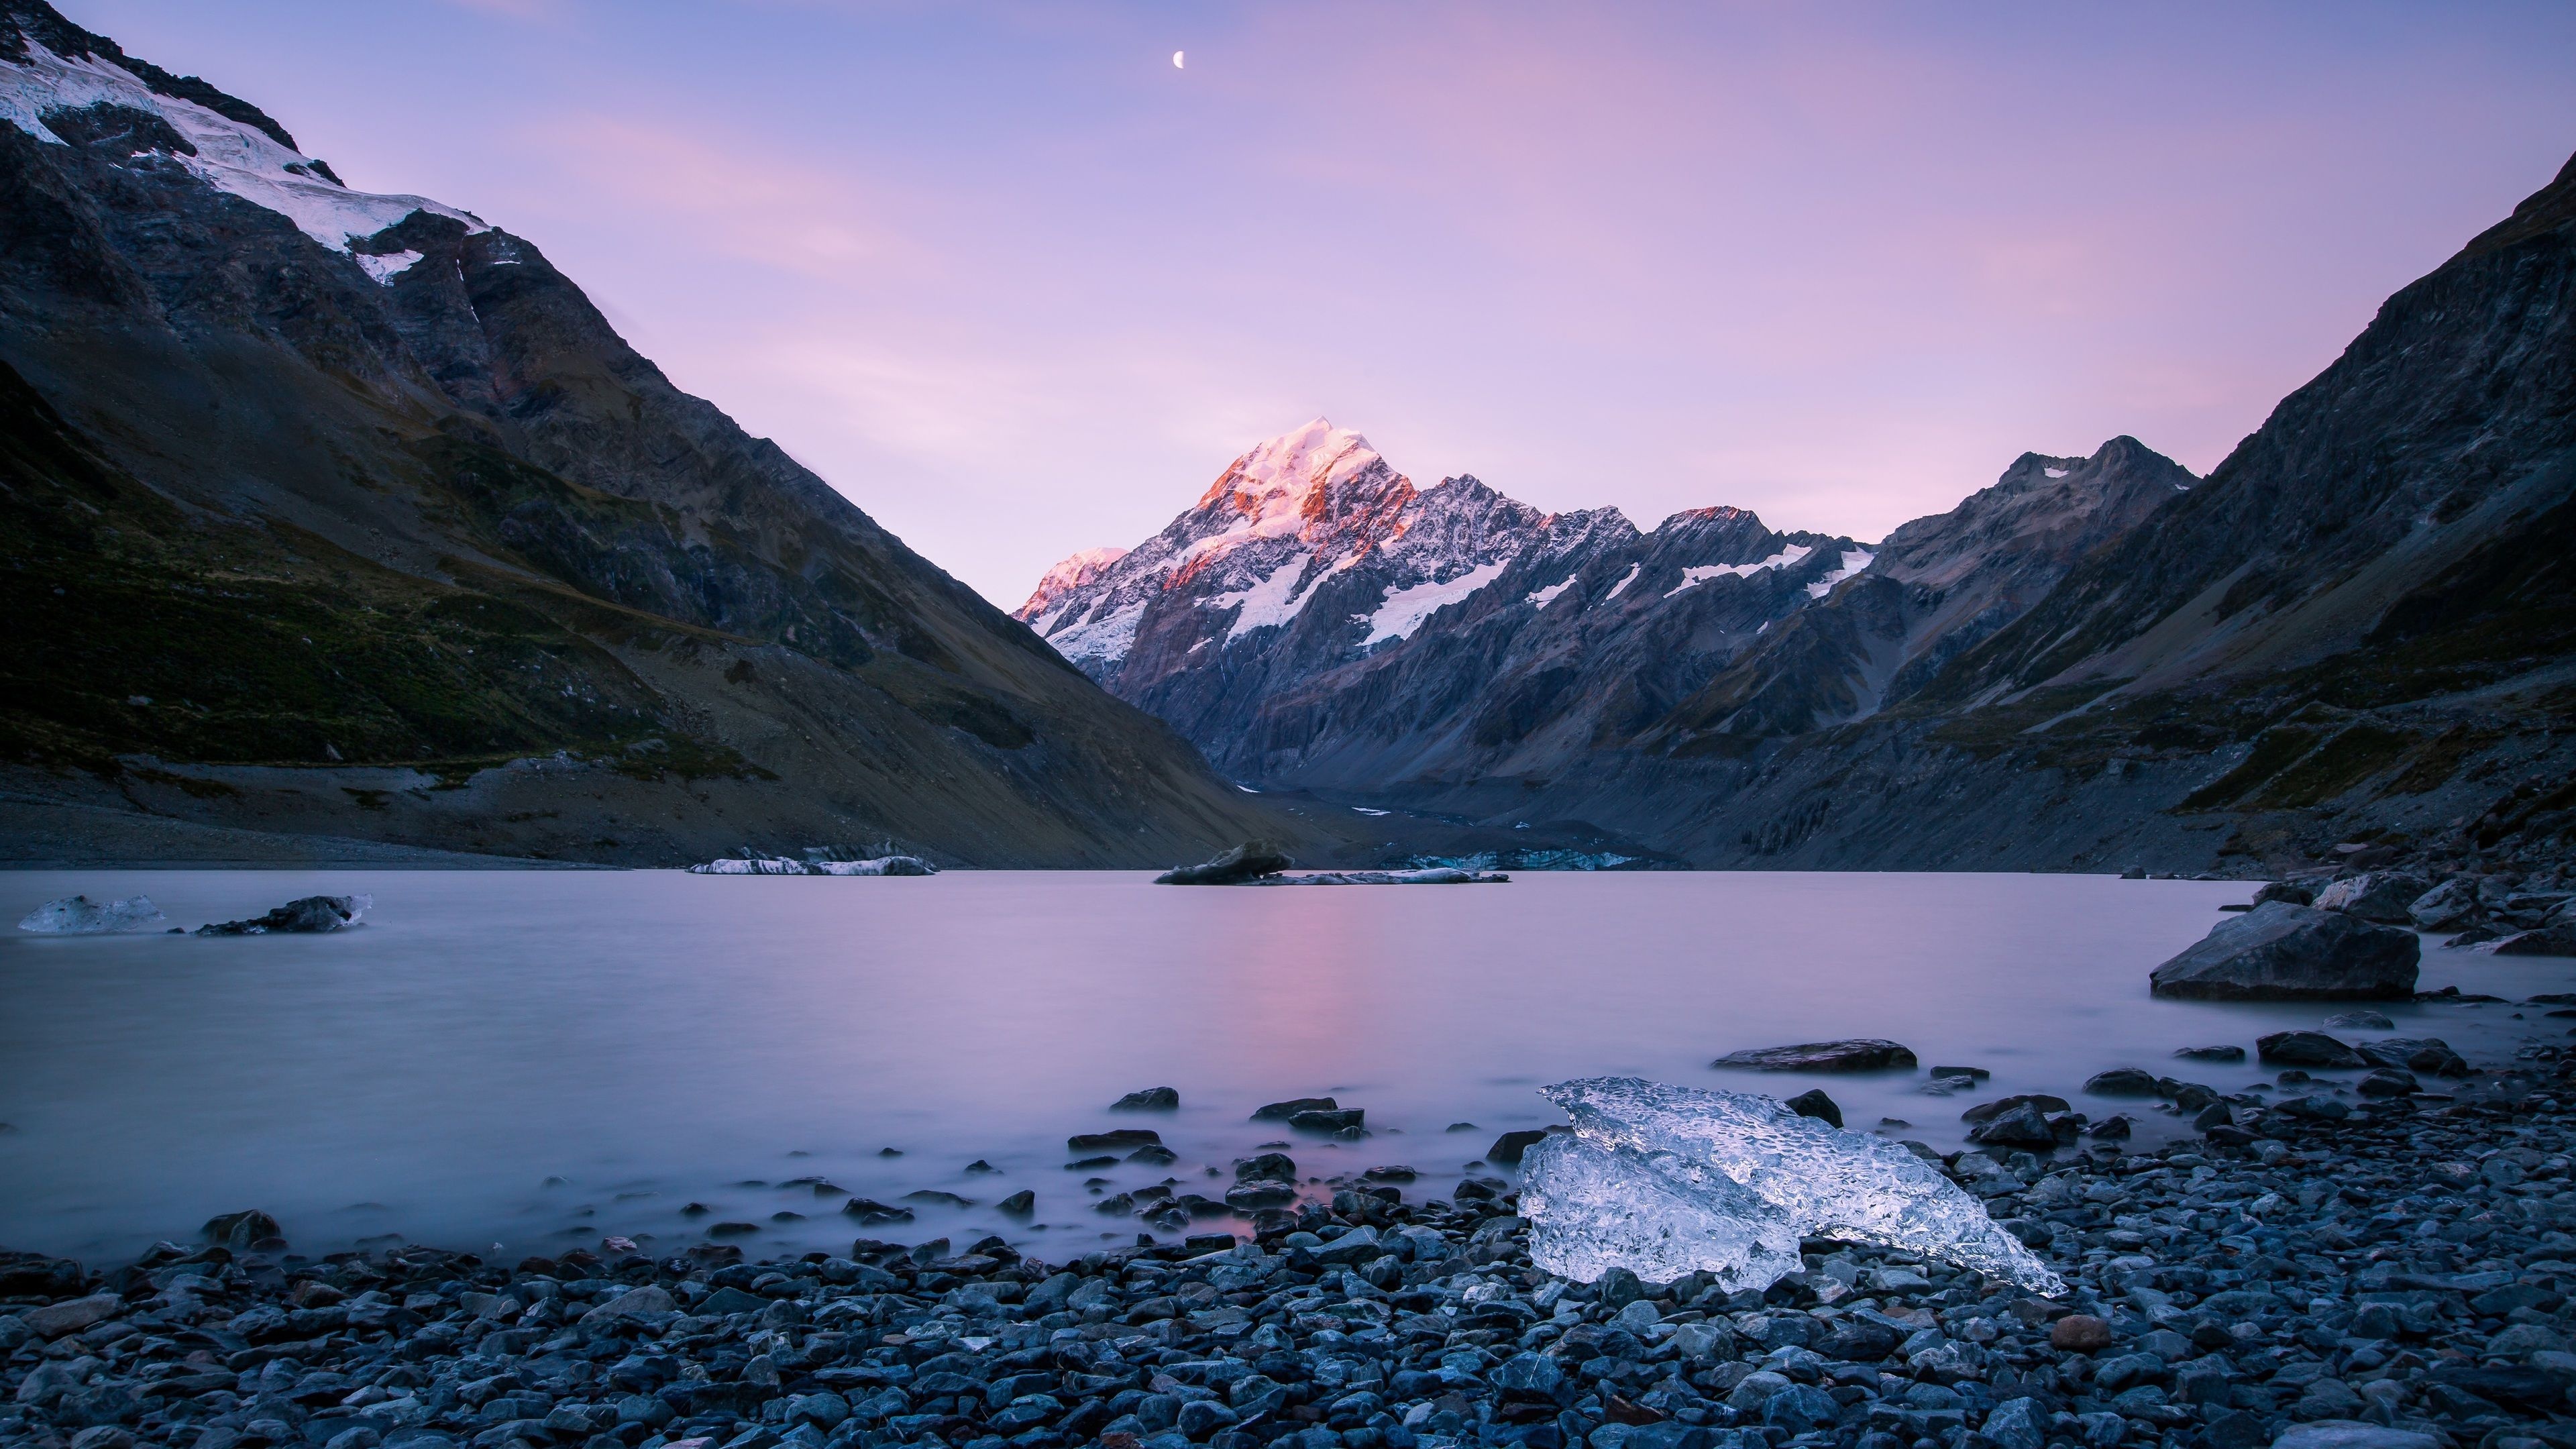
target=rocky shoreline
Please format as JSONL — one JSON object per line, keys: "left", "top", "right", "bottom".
{"left": 11, "top": 1035, "right": 2576, "bottom": 1449}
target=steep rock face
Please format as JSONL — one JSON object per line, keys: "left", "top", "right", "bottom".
{"left": 0, "top": 0, "right": 1282, "bottom": 867}
{"left": 1652, "top": 437, "right": 2195, "bottom": 745}
{"left": 1020, "top": 421, "right": 1861, "bottom": 785}
{"left": 1524, "top": 150, "right": 2576, "bottom": 874}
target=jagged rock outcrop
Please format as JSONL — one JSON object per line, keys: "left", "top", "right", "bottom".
{"left": 0, "top": 0, "right": 1281, "bottom": 867}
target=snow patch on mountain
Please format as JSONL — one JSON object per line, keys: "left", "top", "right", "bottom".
{"left": 1527, "top": 575, "right": 1578, "bottom": 609}
{"left": 0, "top": 40, "right": 485, "bottom": 253}
{"left": 1663, "top": 544, "right": 1815, "bottom": 597}
{"left": 1364, "top": 561, "right": 1510, "bottom": 647}
{"left": 1603, "top": 562, "right": 1642, "bottom": 600}
{"left": 1210, "top": 555, "right": 1336, "bottom": 643}
{"left": 1805, "top": 548, "right": 1875, "bottom": 598}
{"left": 354, "top": 250, "right": 422, "bottom": 285}
{"left": 1045, "top": 600, "right": 1145, "bottom": 669}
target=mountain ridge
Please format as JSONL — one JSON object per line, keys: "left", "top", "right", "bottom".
{"left": 0, "top": 0, "right": 1297, "bottom": 868}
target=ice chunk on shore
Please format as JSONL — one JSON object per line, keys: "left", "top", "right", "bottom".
{"left": 1523, "top": 1077, "right": 2064, "bottom": 1293}
{"left": 18, "top": 894, "right": 166, "bottom": 934}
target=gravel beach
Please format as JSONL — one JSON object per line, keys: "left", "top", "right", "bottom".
{"left": 9, "top": 1034, "right": 2576, "bottom": 1449}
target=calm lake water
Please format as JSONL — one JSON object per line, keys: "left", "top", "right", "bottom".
{"left": 2, "top": 869, "right": 2567, "bottom": 1267}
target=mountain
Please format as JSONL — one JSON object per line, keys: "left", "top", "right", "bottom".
{"left": 1459, "top": 152, "right": 2576, "bottom": 875}
{"left": 1018, "top": 419, "right": 1866, "bottom": 789}
{"left": 1024, "top": 150, "right": 2576, "bottom": 879}
{"left": 1651, "top": 437, "right": 2195, "bottom": 745}
{"left": 0, "top": 0, "right": 1285, "bottom": 867}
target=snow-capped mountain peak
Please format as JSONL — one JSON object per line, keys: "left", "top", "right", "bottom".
{"left": 1202, "top": 417, "right": 1387, "bottom": 520}
{"left": 1018, "top": 545, "right": 1129, "bottom": 624}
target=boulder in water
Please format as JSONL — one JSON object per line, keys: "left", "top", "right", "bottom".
{"left": 2257, "top": 1030, "right": 2367, "bottom": 1068}
{"left": 1153, "top": 841, "right": 1294, "bottom": 885}
{"left": 1252, "top": 1096, "right": 1336, "bottom": 1121}
{"left": 1711, "top": 1039, "right": 1917, "bottom": 1072}
{"left": 2083, "top": 1069, "right": 2161, "bottom": 1097}
{"left": 203, "top": 1209, "right": 284, "bottom": 1248}
{"left": 2314, "top": 871, "right": 2431, "bottom": 924}
{"left": 2252, "top": 881, "right": 2316, "bottom": 907}
{"left": 1111, "top": 1086, "right": 1179, "bottom": 1111}
{"left": 1782, "top": 1089, "right": 1841, "bottom": 1128}
{"left": 2147, "top": 902, "right": 2417, "bottom": 1000}
{"left": 195, "top": 896, "right": 369, "bottom": 936}
{"left": 18, "top": 894, "right": 166, "bottom": 934}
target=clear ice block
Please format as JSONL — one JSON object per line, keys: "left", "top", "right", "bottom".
{"left": 1521, "top": 1077, "right": 2064, "bottom": 1294}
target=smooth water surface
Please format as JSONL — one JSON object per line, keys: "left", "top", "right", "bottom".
{"left": 3, "top": 869, "right": 2567, "bottom": 1265}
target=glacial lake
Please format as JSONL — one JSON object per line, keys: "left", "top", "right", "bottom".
{"left": 3, "top": 869, "right": 2569, "bottom": 1267}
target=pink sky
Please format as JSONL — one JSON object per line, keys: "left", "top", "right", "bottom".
{"left": 73, "top": 1, "right": 2576, "bottom": 603}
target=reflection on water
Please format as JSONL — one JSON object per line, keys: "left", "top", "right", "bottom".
{"left": 0, "top": 869, "right": 2562, "bottom": 1265}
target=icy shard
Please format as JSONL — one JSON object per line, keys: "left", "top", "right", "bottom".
{"left": 1522, "top": 1077, "right": 2065, "bottom": 1295}
{"left": 17, "top": 894, "right": 166, "bottom": 934}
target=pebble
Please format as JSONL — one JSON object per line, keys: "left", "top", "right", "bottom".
{"left": 13, "top": 1038, "right": 2576, "bottom": 1449}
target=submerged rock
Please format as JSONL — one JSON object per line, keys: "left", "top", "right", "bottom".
{"left": 1523, "top": 1077, "right": 2061, "bottom": 1293}
{"left": 16, "top": 894, "right": 166, "bottom": 934}
{"left": 1710, "top": 1039, "right": 1918, "bottom": 1072}
{"left": 1152, "top": 841, "right": 1294, "bottom": 885}
{"left": 194, "top": 895, "right": 369, "bottom": 936}
{"left": 2175, "top": 1044, "right": 2247, "bottom": 1062}
{"left": 2147, "top": 902, "right": 2418, "bottom": 1000}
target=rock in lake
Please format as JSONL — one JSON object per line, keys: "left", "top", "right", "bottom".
{"left": 1783, "top": 1088, "right": 1842, "bottom": 1128}
{"left": 2257, "top": 1031, "right": 2367, "bottom": 1069}
{"left": 2313, "top": 871, "right": 2431, "bottom": 924}
{"left": 2147, "top": 902, "right": 2418, "bottom": 1000}
{"left": 2083, "top": 1069, "right": 2161, "bottom": 1096}
{"left": 1251, "top": 1096, "right": 1336, "bottom": 1121}
{"left": 1961, "top": 1093, "right": 2070, "bottom": 1124}
{"left": 2323, "top": 1009, "right": 2394, "bottom": 1030}
{"left": 2175, "top": 1044, "right": 2247, "bottom": 1062}
{"left": 203, "top": 1209, "right": 284, "bottom": 1248}
{"left": 1110, "top": 1086, "right": 1179, "bottom": 1110}
{"left": 1711, "top": 1039, "right": 1917, "bottom": 1072}
{"left": 1067, "top": 1128, "right": 1162, "bottom": 1152}
{"left": 1152, "top": 841, "right": 1293, "bottom": 885}
{"left": 2252, "top": 881, "right": 2316, "bottom": 907}
{"left": 1288, "top": 1108, "right": 1363, "bottom": 1132}
{"left": 195, "top": 895, "right": 370, "bottom": 936}
{"left": 17, "top": 894, "right": 165, "bottom": 934}
{"left": 1487, "top": 1128, "right": 1550, "bottom": 1165}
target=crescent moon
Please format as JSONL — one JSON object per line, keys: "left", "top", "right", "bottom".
{"left": 1173, "top": 50, "right": 1185, "bottom": 69}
